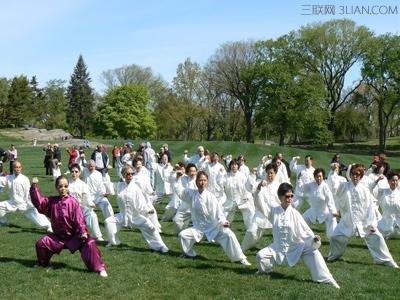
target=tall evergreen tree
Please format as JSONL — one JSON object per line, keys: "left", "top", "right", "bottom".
{"left": 7, "top": 75, "right": 32, "bottom": 127}
{"left": 0, "top": 77, "right": 10, "bottom": 127}
{"left": 66, "top": 55, "right": 95, "bottom": 137}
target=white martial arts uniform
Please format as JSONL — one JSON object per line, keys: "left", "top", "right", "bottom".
{"left": 241, "top": 179, "right": 280, "bottom": 252}
{"left": 178, "top": 188, "right": 247, "bottom": 263}
{"left": 68, "top": 178, "right": 103, "bottom": 240}
{"left": 0, "top": 173, "right": 52, "bottom": 231}
{"left": 290, "top": 158, "right": 315, "bottom": 198}
{"left": 204, "top": 161, "right": 226, "bottom": 203}
{"left": 326, "top": 171, "right": 347, "bottom": 210}
{"left": 171, "top": 175, "right": 197, "bottom": 233}
{"left": 104, "top": 180, "right": 169, "bottom": 252}
{"left": 377, "top": 187, "right": 400, "bottom": 239}
{"left": 217, "top": 171, "right": 255, "bottom": 229}
{"left": 295, "top": 181, "right": 338, "bottom": 239}
{"left": 82, "top": 168, "right": 114, "bottom": 219}
{"left": 131, "top": 173, "right": 162, "bottom": 232}
{"left": 256, "top": 205, "right": 339, "bottom": 288}
{"left": 152, "top": 162, "right": 173, "bottom": 200}
{"left": 327, "top": 180, "right": 398, "bottom": 268}
{"left": 183, "top": 153, "right": 209, "bottom": 171}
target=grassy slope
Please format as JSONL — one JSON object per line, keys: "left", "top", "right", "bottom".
{"left": 0, "top": 134, "right": 399, "bottom": 299}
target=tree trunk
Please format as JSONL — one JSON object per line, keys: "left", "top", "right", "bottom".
{"left": 244, "top": 111, "right": 254, "bottom": 143}
{"left": 279, "top": 132, "right": 285, "bottom": 146}
{"left": 378, "top": 100, "right": 385, "bottom": 152}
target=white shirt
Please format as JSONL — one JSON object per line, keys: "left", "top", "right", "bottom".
{"left": 377, "top": 187, "right": 400, "bottom": 233}
{"left": 205, "top": 162, "right": 226, "bottom": 199}
{"left": 217, "top": 171, "right": 253, "bottom": 208}
{"left": 82, "top": 168, "right": 106, "bottom": 199}
{"left": 267, "top": 205, "right": 315, "bottom": 267}
{"left": 296, "top": 181, "right": 337, "bottom": 223}
{"left": 68, "top": 178, "right": 93, "bottom": 208}
{"left": 152, "top": 162, "right": 173, "bottom": 196}
{"left": 0, "top": 173, "right": 32, "bottom": 209}
{"left": 290, "top": 158, "right": 315, "bottom": 189}
{"left": 181, "top": 188, "right": 227, "bottom": 241}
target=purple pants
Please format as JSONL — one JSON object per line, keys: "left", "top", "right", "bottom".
{"left": 36, "top": 233, "right": 106, "bottom": 273}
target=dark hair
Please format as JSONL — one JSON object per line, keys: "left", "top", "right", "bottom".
{"left": 237, "top": 154, "right": 246, "bottom": 162}
{"left": 229, "top": 159, "right": 240, "bottom": 170}
{"left": 196, "top": 170, "right": 208, "bottom": 181}
{"left": 277, "top": 183, "right": 293, "bottom": 197}
{"left": 265, "top": 163, "right": 278, "bottom": 174}
{"left": 186, "top": 163, "right": 197, "bottom": 173}
{"left": 70, "top": 163, "right": 81, "bottom": 171}
{"left": 386, "top": 170, "right": 399, "bottom": 181}
{"left": 305, "top": 155, "right": 313, "bottom": 160}
{"left": 313, "top": 168, "right": 325, "bottom": 178}
{"left": 55, "top": 175, "right": 69, "bottom": 187}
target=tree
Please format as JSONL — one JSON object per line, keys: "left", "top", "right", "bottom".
{"left": 94, "top": 84, "right": 156, "bottom": 139}
{"left": 207, "top": 41, "right": 262, "bottom": 143}
{"left": 29, "top": 76, "right": 46, "bottom": 127}
{"left": 101, "top": 64, "right": 169, "bottom": 108}
{"left": 0, "top": 77, "right": 9, "bottom": 127}
{"left": 66, "top": 55, "right": 95, "bottom": 137}
{"left": 43, "top": 80, "right": 68, "bottom": 129}
{"left": 255, "top": 35, "right": 329, "bottom": 146}
{"left": 7, "top": 75, "right": 32, "bottom": 127}
{"left": 361, "top": 34, "right": 400, "bottom": 151}
{"left": 295, "top": 19, "right": 372, "bottom": 144}
{"left": 172, "top": 58, "right": 204, "bottom": 140}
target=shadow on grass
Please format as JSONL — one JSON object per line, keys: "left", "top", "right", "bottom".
{"left": 0, "top": 256, "right": 85, "bottom": 272}
{"left": 6, "top": 223, "right": 48, "bottom": 234}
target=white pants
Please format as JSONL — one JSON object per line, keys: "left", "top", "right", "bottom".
{"left": 94, "top": 197, "right": 114, "bottom": 219}
{"left": 0, "top": 200, "right": 52, "bottom": 231}
{"left": 179, "top": 227, "right": 246, "bottom": 262}
{"left": 104, "top": 213, "right": 168, "bottom": 252}
{"left": 82, "top": 206, "right": 102, "bottom": 240}
{"left": 241, "top": 225, "right": 265, "bottom": 252}
{"left": 224, "top": 201, "right": 255, "bottom": 230}
{"left": 257, "top": 244, "right": 339, "bottom": 287}
{"left": 328, "top": 229, "right": 398, "bottom": 267}
{"left": 303, "top": 210, "right": 337, "bottom": 239}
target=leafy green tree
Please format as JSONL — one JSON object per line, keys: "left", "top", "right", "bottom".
{"left": 0, "top": 77, "right": 9, "bottom": 127}
{"left": 94, "top": 84, "right": 156, "bottom": 139}
{"left": 335, "top": 103, "right": 372, "bottom": 142}
{"left": 29, "top": 76, "right": 47, "bottom": 127}
{"left": 7, "top": 75, "right": 32, "bottom": 127}
{"left": 255, "top": 35, "right": 329, "bottom": 146}
{"left": 101, "top": 64, "right": 169, "bottom": 108}
{"left": 43, "top": 80, "right": 68, "bottom": 129}
{"left": 294, "top": 19, "right": 372, "bottom": 144}
{"left": 361, "top": 34, "right": 400, "bottom": 151}
{"left": 66, "top": 55, "right": 95, "bottom": 137}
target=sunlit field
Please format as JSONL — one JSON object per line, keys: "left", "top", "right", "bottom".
{"left": 1, "top": 134, "right": 399, "bottom": 299}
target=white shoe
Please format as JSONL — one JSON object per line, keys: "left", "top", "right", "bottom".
{"left": 160, "top": 247, "right": 169, "bottom": 253}
{"left": 96, "top": 237, "right": 105, "bottom": 242}
{"left": 240, "top": 258, "right": 251, "bottom": 266}
{"left": 330, "top": 280, "right": 340, "bottom": 289}
{"left": 99, "top": 270, "right": 108, "bottom": 278}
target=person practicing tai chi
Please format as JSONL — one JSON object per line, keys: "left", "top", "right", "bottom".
{"left": 178, "top": 171, "right": 251, "bottom": 266}
{"left": 30, "top": 175, "right": 107, "bottom": 277}
{"left": 0, "top": 161, "right": 52, "bottom": 232}
{"left": 327, "top": 164, "right": 398, "bottom": 268}
{"left": 256, "top": 183, "right": 340, "bottom": 289}
{"left": 104, "top": 165, "right": 169, "bottom": 253}
{"left": 294, "top": 168, "right": 338, "bottom": 239}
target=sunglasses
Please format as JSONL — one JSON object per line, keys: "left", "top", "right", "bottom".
{"left": 285, "top": 194, "right": 294, "bottom": 199}
{"left": 57, "top": 184, "right": 69, "bottom": 188}
{"left": 125, "top": 172, "right": 134, "bottom": 176}
{"left": 351, "top": 172, "right": 361, "bottom": 176}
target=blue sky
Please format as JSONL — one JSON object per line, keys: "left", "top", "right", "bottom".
{"left": 1, "top": 0, "right": 399, "bottom": 93}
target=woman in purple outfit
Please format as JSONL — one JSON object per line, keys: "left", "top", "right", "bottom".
{"left": 29, "top": 175, "right": 108, "bottom": 277}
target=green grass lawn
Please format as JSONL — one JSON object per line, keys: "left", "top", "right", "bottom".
{"left": 1, "top": 134, "right": 399, "bottom": 299}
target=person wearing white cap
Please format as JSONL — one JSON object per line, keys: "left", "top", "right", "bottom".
{"left": 256, "top": 182, "right": 340, "bottom": 289}
{"left": 183, "top": 146, "right": 209, "bottom": 171}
